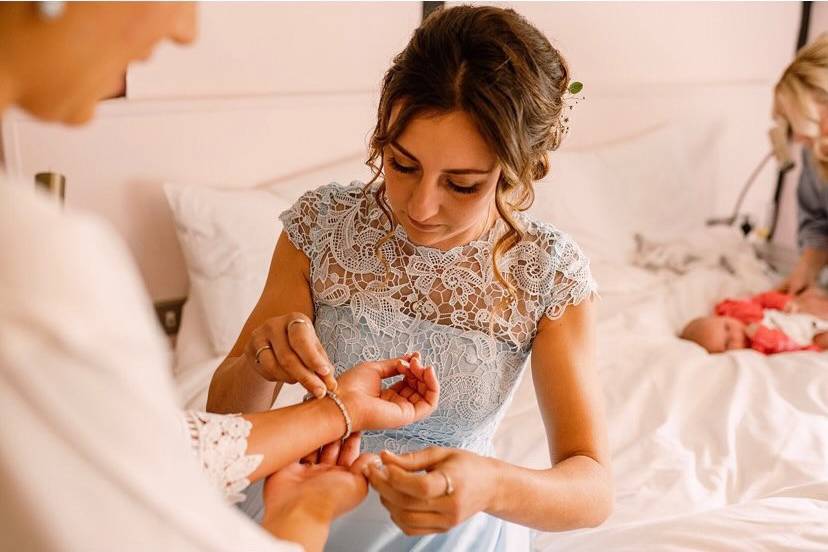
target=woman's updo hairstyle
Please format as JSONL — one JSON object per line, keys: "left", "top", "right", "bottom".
{"left": 367, "top": 5, "right": 572, "bottom": 295}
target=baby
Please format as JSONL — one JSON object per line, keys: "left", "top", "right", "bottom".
{"left": 681, "top": 289, "right": 828, "bottom": 354}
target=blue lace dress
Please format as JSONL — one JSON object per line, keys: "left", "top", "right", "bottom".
{"left": 279, "top": 182, "right": 596, "bottom": 552}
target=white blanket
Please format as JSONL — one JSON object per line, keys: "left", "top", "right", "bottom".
{"left": 495, "top": 239, "right": 828, "bottom": 551}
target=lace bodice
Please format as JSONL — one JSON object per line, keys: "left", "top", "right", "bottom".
{"left": 280, "top": 182, "right": 596, "bottom": 454}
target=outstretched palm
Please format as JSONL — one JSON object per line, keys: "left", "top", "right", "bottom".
{"left": 263, "top": 444, "right": 377, "bottom": 527}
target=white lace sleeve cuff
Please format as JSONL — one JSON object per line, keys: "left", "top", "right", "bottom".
{"left": 182, "top": 411, "right": 263, "bottom": 505}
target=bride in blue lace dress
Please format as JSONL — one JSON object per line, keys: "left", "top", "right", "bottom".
{"left": 208, "top": 5, "right": 612, "bottom": 551}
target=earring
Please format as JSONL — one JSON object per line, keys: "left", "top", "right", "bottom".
{"left": 38, "top": 1, "right": 66, "bottom": 21}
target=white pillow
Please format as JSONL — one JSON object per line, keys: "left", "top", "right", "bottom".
{"left": 530, "top": 118, "right": 724, "bottom": 263}
{"left": 166, "top": 156, "right": 373, "bottom": 357}
{"left": 165, "top": 184, "right": 293, "bottom": 354}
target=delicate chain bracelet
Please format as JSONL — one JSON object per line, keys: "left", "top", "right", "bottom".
{"left": 304, "top": 389, "right": 352, "bottom": 441}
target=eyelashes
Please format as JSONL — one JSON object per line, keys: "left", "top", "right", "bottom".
{"left": 388, "top": 157, "right": 417, "bottom": 174}
{"left": 387, "top": 157, "right": 479, "bottom": 195}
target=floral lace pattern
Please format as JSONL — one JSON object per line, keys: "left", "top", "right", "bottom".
{"left": 182, "top": 411, "right": 263, "bottom": 504}
{"left": 280, "top": 182, "right": 596, "bottom": 454}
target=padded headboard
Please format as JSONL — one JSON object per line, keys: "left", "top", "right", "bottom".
{"left": 2, "top": 94, "right": 376, "bottom": 300}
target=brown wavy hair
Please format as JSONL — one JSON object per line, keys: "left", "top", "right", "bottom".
{"left": 365, "top": 5, "right": 571, "bottom": 298}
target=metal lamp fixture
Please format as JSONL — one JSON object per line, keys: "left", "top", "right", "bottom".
{"left": 706, "top": 122, "right": 795, "bottom": 233}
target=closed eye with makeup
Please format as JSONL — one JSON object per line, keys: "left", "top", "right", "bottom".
{"left": 381, "top": 109, "right": 502, "bottom": 250}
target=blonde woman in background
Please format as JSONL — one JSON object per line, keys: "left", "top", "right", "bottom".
{"left": 775, "top": 33, "right": 828, "bottom": 295}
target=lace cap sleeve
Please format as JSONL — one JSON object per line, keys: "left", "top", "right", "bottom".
{"left": 537, "top": 226, "right": 598, "bottom": 321}
{"left": 181, "top": 411, "right": 263, "bottom": 505}
{"left": 278, "top": 182, "right": 357, "bottom": 261}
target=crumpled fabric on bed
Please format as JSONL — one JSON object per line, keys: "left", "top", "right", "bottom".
{"left": 631, "top": 228, "right": 773, "bottom": 290}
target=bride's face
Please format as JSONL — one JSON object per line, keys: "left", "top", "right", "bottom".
{"left": 382, "top": 108, "right": 502, "bottom": 250}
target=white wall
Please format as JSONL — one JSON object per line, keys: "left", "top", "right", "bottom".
{"left": 462, "top": 2, "right": 800, "bottom": 241}
{"left": 127, "top": 2, "right": 421, "bottom": 99}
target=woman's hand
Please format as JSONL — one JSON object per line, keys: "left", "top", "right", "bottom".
{"left": 365, "top": 448, "right": 496, "bottom": 536}
{"left": 261, "top": 444, "right": 377, "bottom": 552}
{"left": 244, "top": 312, "right": 337, "bottom": 399}
{"left": 790, "top": 286, "right": 828, "bottom": 318}
{"left": 305, "top": 353, "right": 440, "bottom": 464}
{"left": 778, "top": 249, "right": 828, "bottom": 295}
{"left": 338, "top": 352, "right": 440, "bottom": 432}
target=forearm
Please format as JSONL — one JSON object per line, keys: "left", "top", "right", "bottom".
{"left": 485, "top": 454, "right": 613, "bottom": 531}
{"left": 207, "top": 355, "right": 279, "bottom": 414}
{"left": 244, "top": 396, "right": 348, "bottom": 482}
{"left": 801, "top": 247, "right": 828, "bottom": 272}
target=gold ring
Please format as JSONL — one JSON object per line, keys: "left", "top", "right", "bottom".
{"left": 439, "top": 470, "right": 454, "bottom": 496}
{"left": 287, "top": 318, "right": 309, "bottom": 331}
{"left": 254, "top": 344, "right": 272, "bottom": 364}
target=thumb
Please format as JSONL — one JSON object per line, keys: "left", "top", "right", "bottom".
{"left": 351, "top": 452, "right": 381, "bottom": 477}
{"left": 380, "top": 447, "right": 449, "bottom": 471}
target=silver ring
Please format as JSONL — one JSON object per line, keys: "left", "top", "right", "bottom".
{"left": 254, "top": 344, "right": 272, "bottom": 364}
{"left": 439, "top": 470, "right": 454, "bottom": 496}
{"left": 287, "top": 318, "right": 309, "bottom": 332}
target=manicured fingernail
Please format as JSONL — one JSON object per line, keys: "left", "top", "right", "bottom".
{"left": 314, "top": 387, "right": 326, "bottom": 399}
{"left": 399, "top": 359, "right": 410, "bottom": 368}
{"left": 317, "top": 365, "right": 330, "bottom": 376}
{"left": 362, "top": 464, "right": 371, "bottom": 476}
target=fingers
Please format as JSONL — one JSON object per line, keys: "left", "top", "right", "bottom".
{"left": 367, "top": 357, "right": 412, "bottom": 380}
{"left": 382, "top": 463, "right": 450, "bottom": 500}
{"left": 366, "top": 464, "right": 437, "bottom": 512}
{"left": 268, "top": 319, "right": 327, "bottom": 398}
{"left": 407, "top": 351, "right": 425, "bottom": 379}
{"left": 392, "top": 355, "right": 439, "bottom": 404}
{"left": 337, "top": 432, "right": 362, "bottom": 467}
{"left": 351, "top": 452, "right": 380, "bottom": 477}
{"left": 246, "top": 332, "right": 282, "bottom": 382}
{"left": 389, "top": 511, "right": 450, "bottom": 535}
{"left": 318, "top": 440, "right": 341, "bottom": 465}
{"left": 420, "top": 366, "right": 440, "bottom": 406}
{"left": 247, "top": 317, "right": 329, "bottom": 398}
{"left": 246, "top": 314, "right": 337, "bottom": 398}
{"left": 301, "top": 448, "right": 320, "bottom": 464}
{"left": 287, "top": 315, "right": 338, "bottom": 392}
{"left": 381, "top": 448, "right": 449, "bottom": 473}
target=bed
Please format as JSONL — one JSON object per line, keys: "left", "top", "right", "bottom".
{"left": 3, "top": 3, "right": 825, "bottom": 549}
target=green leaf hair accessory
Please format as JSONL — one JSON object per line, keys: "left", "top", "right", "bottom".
{"left": 568, "top": 81, "right": 584, "bottom": 95}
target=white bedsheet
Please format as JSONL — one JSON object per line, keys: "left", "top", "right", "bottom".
{"left": 496, "top": 252, "right": 828, "bottom": 551}
{"left": 174, "top": 232, "right": 828, "bottom": 551}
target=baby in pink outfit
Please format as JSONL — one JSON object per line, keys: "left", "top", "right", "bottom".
{"left": 680, "top": 289, "right": 828, "bottom": 354}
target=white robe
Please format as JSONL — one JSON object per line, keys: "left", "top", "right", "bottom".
{"left": 0, "top": 178, "right": 299, "bottom": 552}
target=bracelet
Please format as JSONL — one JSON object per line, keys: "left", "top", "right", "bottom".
{"left": 304, "top": 390, "right": 352, "bottom": 441}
